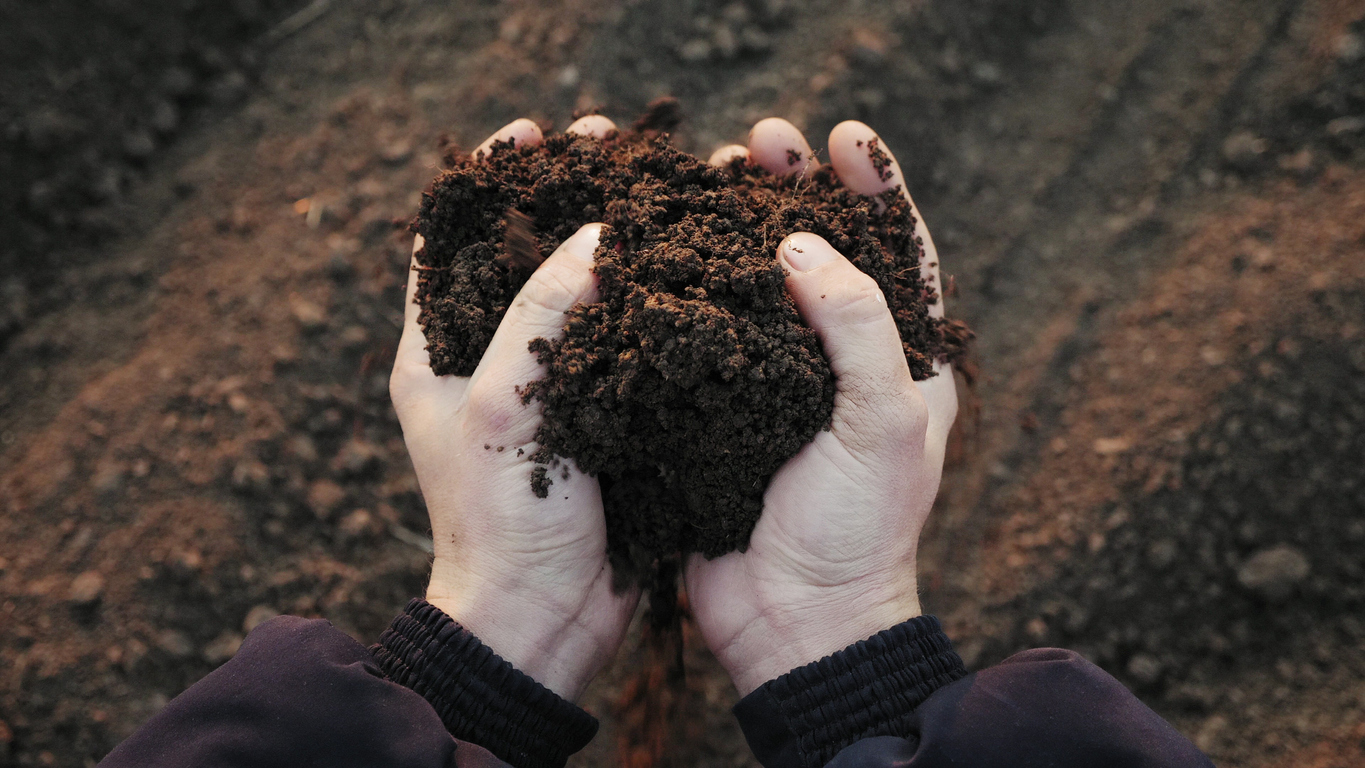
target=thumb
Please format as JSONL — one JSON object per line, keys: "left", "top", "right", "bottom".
{"left": 778, "top": 232, "right": 926, "bottom": 456}
{"left": 462, "top": 222, "right": 604, "bottom": 442}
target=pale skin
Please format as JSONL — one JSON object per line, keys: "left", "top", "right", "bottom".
{"left": 389, "top": 114, "right": 957, "bottom": 702}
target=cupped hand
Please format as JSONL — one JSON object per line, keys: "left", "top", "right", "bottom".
{"left": 688, "top": 119, "right": 959, "bottom": 695}
{"left": 389, "top": 116, "right": 638, "bottom": 702}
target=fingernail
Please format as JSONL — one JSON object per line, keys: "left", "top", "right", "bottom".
{"left": 781, "top": 233, "right": 837, "bottom": 271}
{"left": 560, "top": 223, "right": 604, "bottom": 263}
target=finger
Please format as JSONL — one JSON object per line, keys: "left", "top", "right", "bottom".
{"left": 828, "top": 120, "right": 944, "bottom": 319}
{"left": 748, "top": 118, "right": 815, "bottom": 177}
{"left": 566, "top": 114, "right": 618, "bottom": 139}
{"left": 915, "top": 360, "right": 958, "bottom": 457}
{"left": 463, "top": 223, "right": 604, "bottom": 442}
{"left": 391, "top": 235, "right": 469, "bottom": 428}
{"left": 778, "top": 233, "right": 926, "bottom": 456}
{"left": 707, "top": 144, "right": 750, "bottom": 166}
{"left": 403, "top": 235, "right": 423, "bottom": 328}
{"left": 473, "top": 118, "right": 544, "bottom": 161}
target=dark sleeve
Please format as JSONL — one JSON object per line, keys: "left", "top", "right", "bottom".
{"left": 733, "top": 616, "right": 1213, "bottom": 768}
{"left": 98, "top": 615, "right": 458, "bottom": 768}
{"left": 100, "top": 600, "right": 598, "bottom": 768}
{"left": 370, "top": 599, "right": 598, "bottom": 768}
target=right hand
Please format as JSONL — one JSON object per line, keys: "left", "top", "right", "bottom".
{"left": 686, "top": 119, "right": 959, "bottom": 695}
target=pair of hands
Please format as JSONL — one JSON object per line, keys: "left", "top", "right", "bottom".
{"left": 389, "top": 115, "right": 958, "bottom": 702}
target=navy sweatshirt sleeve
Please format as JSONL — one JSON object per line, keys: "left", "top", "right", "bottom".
{"left": 100, "top": 600, "right": 1212, "bottom": 768}
{"left": 97, "top": 601, "right": 594, "bottom": 768}
{"left": 97, "top": 613, "right": 462, "bottom": 768}
{"left": 734, "top": 615, "right": 1214, "bottom": 768}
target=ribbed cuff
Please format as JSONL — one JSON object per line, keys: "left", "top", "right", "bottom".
{"left": 733, "top": 615, "right": 967, "bottom": 768}
{"left": 370, "top": 599, "right": 598, "bottom": 768}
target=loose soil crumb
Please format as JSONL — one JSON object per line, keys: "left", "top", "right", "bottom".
{"left": 867, "top": 138, "right": 895, "bottom": 182}
{"left": 412, "top": 122, "right": 969, "bottom": 583}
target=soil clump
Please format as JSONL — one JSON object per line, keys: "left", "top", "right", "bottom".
{"left": 412, "top": 119, "right": 969, "bottom": 583}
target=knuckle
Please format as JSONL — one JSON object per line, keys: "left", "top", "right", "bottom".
{"left": 836, "top": 375, "right": 927, "bottom": 454}
{"left": 388, "top": 363, "right": 420, "bottom": 412}
{"left": 462, "top": 377, "right": 522, "bottom": 434}
{"left": 832, "top": 275, "right": 890, "bottom": 327}
{"left": 519, "top": 262, "right": 584, "bottom": 316}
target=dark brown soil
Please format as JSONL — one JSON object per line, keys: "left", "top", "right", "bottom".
{"left": 412, "top": 124, "right": 967, "bottom": 581}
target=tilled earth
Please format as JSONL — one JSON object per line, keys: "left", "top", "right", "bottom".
{"left": 1, "top": 1, "right": 1363, "bottom": 767}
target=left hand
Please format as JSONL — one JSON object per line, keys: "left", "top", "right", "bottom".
{"left": 687, "top": 119, "right": 960, "bottom": 694}
{"left": 389, "top": 116, "right": 638, "bottom": 702}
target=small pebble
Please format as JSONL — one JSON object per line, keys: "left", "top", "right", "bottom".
{"left": 242, "top": 605, "right": 280, "bottom": 634}
{"left": 68, "top": 571, "right": 105, "bottom": 606}
{"left": 1237, "top": 545, "right": 1310, "bottom": 600}
{"left": 155, "top": 629, "right": 195, "bottom": 658}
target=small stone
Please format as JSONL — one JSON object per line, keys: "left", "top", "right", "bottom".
{"left": 849, "top": 28, "right": 889, "bottom": 67}
{"left": 23, "top": 107, "right": 84, "bottom": 152}
{"left": 854, "top": 88, "right": 885, "bottom": 111}
{"left": 92, "top": 460, "right": 126, "bottom": 495}
{"left": 971, "top": 61, "right": 1002, "bottom": 84}
{"left": 307, "top": 479, "right": 347, "bottom": 520}
{"left": 378, "top": 139, "right": 413, "bottom": 165}
{"left": 1127, "top": 653, "right": 1163, "bottom": 685}
{"left": 338, "top": 508, "right": 379, "bottom": 540}
{"left": 678, "top": 38, "right": 712, "bottom": 62}
{"left": 231, "top": 460, "right": 270, "bottom": 491}
{"left": 1237, "top": 545, "right": 1310, "bottom": 600}
{"left": 27, "top": 179, "right": 58, "bottom": 212}
{"left": 168, "top": 548, "right": 203, "bottom": 580}
{"left": 202, "top": 631, "right": 244, "bottom": 664}
{"left": 1195, "top": 714, "right": 1227, "bottom": 753}
{"left": 94, "top": 165, "right": 125, "bottom": 201}
{"left": 1334, "top": 32, "right": 1363, "bottom": 62}
{"left": 150, "top": 100, "right": 180, "bottom": 134}
{"left": 711, "top": 25, "right": 739, "bottom": 59}
{"left": 68, "top": 571, "right": 105, "bottom": 606}
{"left": 740, "top": 26, "right": 771, "bottom": 54}
{"left": 1221, "top": 131, "right": 1267, "bottom": 169}
{"left": 1093, "top": 436, "right": 1131, "bottom": 455}
{"left": 340, "top": 325, "right": 370, "bottom": 348}
{"left": 286, "top": 434, "right": 319, "bottom": 463}
{"left": 243, "top": 605, "right": 279, "bottom": 633}
{"left": 332, "top": 438, "right": 383, "bottom": 477}
{"left": 1326, "top": 116, "right": 1365, "bottom": 137}
{"left": 155, "top": 629, "right": 195, "bottom": 658}
{"left": 122, "top": 129, "right": 156, "bottom": 160}
{"left": 720, "top": 2, "right": 750, "bottom": 24}
{"left": 290, "top": 295, "right": 328, "bottom": 330}
{"left": 1277, "top": 148, "right": 1314, "bottom": 174}
{"left": 1147, "top": 539, "right": 1178, "bottom": 569}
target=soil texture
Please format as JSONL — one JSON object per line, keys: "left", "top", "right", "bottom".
{"left": 414, "top": 122, "right": 965, "bottom": 580}
{"left": 2, "top": 1, "right": 1364, "bottom": 766}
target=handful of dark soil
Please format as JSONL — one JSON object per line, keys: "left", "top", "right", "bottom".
{"left": 412, "top": 118, "right": 969, "bottom": 585}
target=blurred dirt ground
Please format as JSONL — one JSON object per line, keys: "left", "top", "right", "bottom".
{"left": 2, "top": 1, "right": 1363, "bottom": 766}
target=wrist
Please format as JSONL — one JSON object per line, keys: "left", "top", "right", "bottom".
{"left": 373, "top": 599, "right": 601, "bottom": 768}
{"left": 723, "top": 587, "right": 922, "bottom": 696}
{"left": 426, "top": 563, "right": 603, "bottom": 702}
